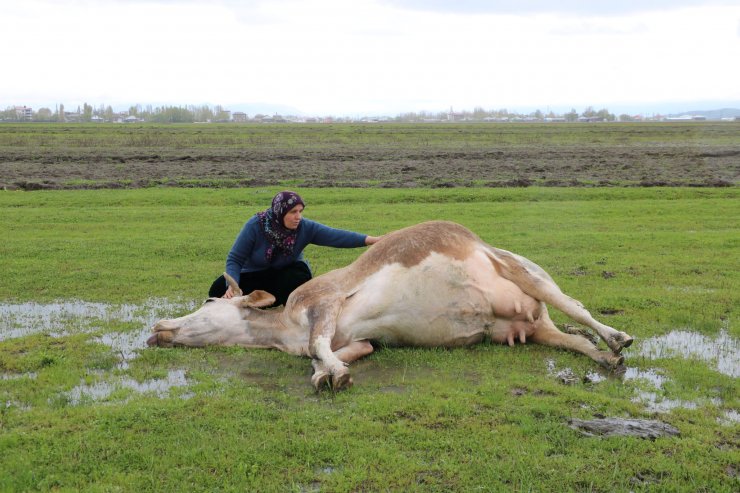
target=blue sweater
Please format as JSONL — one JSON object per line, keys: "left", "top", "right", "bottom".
{"left": 225, "top": 216, "right": 367, "bottom": 283}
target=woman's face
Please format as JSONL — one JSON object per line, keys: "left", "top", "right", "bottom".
{"left": 282, "top": 204, "right": 304, "bottom": 230}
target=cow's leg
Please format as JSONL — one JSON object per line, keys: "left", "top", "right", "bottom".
{"left": 539, "top": 290, "right": 633, "bottom": 354}
{"left": 530, "top": 307, "right": 624, "bottom": 368}
{"left": 311, "top": 340, "right": 374, "bottom": 390}
{"left": 487, "top": 250, "right": 633, "bottom": 354}
{"left": 307, "top": 301, "right": 355, "bottom": 391}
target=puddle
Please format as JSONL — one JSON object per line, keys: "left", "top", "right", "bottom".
{"left": 718, "top": 409, "right": 740, "bottom": 425}
{"left": 636, "top": 329, "right": 739, "bottom": 378}
{"left": 94, "top": 328, "right": 153, "bottom": 369}
{"left": 0, "top": 299, "right": 199, "bottom": 341}
{"left": 4, "top": 400, "right": 31, "bottom": 411}
{"left": 622, "top": 367, "right": 668, "bottom": 389}
{"left": 1, "top": 372, "right": 37, "bottom": 380}
{"left": 62, "top": 369, "right": 190, "bottom": 405}
{"left": 633, "top": 391, "right": 700, "bottom": 413}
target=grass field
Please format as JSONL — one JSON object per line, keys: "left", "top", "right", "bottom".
{"left": 1, "top": 187, "right": 738, "bottom": 491}
{"left": 2, "top": 122, "right": 738, "bottom": 189}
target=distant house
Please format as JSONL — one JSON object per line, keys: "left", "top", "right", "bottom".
{"left": 14, "top": 106, "right": 33, "bottom": 120}
{"left": 232, "top": 112, "right": 247, "bottom": 122}
{"left": 64, "top": 111, "right": 81, "bottom": 122}
{"left": 664, "top": 115, "right": 706, "bottom": 122}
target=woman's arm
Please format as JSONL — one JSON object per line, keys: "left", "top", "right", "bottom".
{"left": 224, "top": 219, "right": 258, "bottom": 289}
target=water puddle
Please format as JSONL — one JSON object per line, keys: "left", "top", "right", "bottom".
{"left": 62, "top": 369, "right": 190, "bottom": 406}
{"left": 622, "top": 367, "right": 669, "bottom": 389}
{"left": 94, "top": 328, "right": 153, "bottom": 369}
{"left": 718, "top": 409, "right": 740, "bottom": 426}
{"left": 636, "top": 329, "right": 739, "bottom": 378}
{"left": 1, "top": 372, "right": 37, "bottom": 381}
{"left": 0, "top": 299, "right": 199, "bottom": 341}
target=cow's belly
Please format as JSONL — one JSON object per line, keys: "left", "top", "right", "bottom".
{"left": 336, "top": 249, "right": 538, "bottom": 347}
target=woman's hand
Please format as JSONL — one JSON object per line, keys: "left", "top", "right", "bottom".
{"left": 223, "top": 286, "right": 235, "bottom": 299}
{"left": 365, "top": 235, "right": 383, "bottom": 246}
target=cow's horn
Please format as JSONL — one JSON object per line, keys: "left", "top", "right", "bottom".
{"left": 223, "top": 272, "right": 243, "bottom": 296}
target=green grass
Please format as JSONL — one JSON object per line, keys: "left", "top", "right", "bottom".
{"left": 1, "top": 122, "right": 737, "bottom": 148}
{"left": 1, "top": 187, "right": 738, "bottom": 492}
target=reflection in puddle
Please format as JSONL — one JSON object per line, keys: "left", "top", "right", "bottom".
{"left": 2, "top": 372, "right": 37, "bottom": 380}
{"left": 0, "top": 299, "right": 198, "bottom": 341}
{"left": 63, "top": 369, "right": 189, "bottom": 405}
{"left": 637, "top": 329, "right": 739, "bottom": 377}
{"left": 94, "top": 328, "right": 153, "bottom": 369}
{"left": 622, "top": 367, "right": 668, "bottom": 389}
{"left": 633, "top": 391, "right": 699, "bottom": 413}
{"left": 719, "top": 410, "right": 740, "bottom": 425}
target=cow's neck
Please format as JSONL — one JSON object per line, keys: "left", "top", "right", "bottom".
{"left": 245, "top": 308, "right": 309, "bottom": 356}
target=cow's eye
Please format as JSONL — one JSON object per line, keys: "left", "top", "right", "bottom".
{"left": 204, "top": 298, "right": 216, "bottom": 304}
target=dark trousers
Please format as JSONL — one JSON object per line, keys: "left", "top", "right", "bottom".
{"left": 208, "top": 262, "right": 312, "bottom": 307}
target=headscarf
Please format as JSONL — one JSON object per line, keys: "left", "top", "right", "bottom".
{"left": 256, "top": 191, "right": 305, "bottom": 262}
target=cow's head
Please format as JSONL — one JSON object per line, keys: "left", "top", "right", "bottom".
{"left": 147, "top": 273, "right": 276, "bottom": 348}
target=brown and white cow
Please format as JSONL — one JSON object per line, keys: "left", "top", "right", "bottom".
{"left": 148, "top": 221, "right": 633, "bottom": 390}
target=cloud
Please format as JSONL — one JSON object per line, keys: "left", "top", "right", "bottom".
{"left": 1, "top": 0, "right": 739, "bottom": 115}
{"left": 380, "top": 0, "right": 738, "bottom": 15}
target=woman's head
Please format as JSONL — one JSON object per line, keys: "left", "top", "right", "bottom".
{"left": 271, "top": 191, "right": 305, "bottom": 230}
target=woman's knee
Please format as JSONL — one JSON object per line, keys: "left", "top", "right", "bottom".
{"left": 208, "top": 275, "right": 227, "bottom": 298}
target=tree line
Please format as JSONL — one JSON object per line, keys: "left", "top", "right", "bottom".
{"left": 2, "top": 103, "right": 627, "bottom": 123}
{"left": 1, "top": 104, "right": 232, "bottom": 123}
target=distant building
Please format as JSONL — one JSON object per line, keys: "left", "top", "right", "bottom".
{"left": 14, "top": 106, "right": 32, "bottom": 120}
{"left": 664, "top": 115, "right": 707, "bottom": 122}
{"left": 232, "top": 112, "right": 247, "bottom": 122}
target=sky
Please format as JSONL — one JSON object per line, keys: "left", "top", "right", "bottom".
{"left": 2, "top": 0, "right": 739, "bottom": 116}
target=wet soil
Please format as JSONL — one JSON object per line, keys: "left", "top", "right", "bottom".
{"left": 1, "top": 124, "right": 738, "bottom": 189}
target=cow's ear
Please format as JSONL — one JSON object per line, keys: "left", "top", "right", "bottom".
{"left": 241, "top": 290, "right": 276, "bottom": 308}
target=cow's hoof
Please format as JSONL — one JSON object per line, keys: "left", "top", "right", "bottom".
{"left": 607, "top": 333, "right": 634, "bottom": 354}
{"left": 331, "top": 372, "right": 353, "bottom": 391}
{"left": 147, "top": 331, "right": 174, "bottom": 348}
{"left": 311, "top": 371, "right": 331, "bottom": 390}
{"left": 598, "top": 352, "right": 625, "bottom": 369}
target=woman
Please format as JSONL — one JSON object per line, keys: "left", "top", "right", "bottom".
{"left": 208, "top": 191, "right": 382, "bottom": 306}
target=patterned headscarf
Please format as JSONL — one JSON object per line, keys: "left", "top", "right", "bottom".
{"left": 256, "top": 191, "right": 305, "bottom": 262}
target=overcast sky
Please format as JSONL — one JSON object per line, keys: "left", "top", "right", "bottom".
{"left": 2, "top": 0, "right": 739, "bottom": 115}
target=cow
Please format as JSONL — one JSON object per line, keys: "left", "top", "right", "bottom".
{"left": 148, "top": 221, "right": 633, "bottom": 390}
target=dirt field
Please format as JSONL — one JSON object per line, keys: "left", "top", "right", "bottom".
{"left": 1, "top": 122, "right": 737, "bottom": 189}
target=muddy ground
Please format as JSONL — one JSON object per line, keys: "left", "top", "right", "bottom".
{"left": 1, "top": 124, "right": 738, "bottom": 189}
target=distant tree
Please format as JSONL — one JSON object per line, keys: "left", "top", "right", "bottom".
{"left": 0, "top": 106, "right": 16, "bottom": 121}
{"left": 58, "top": 104, "right": 65, "bottom": 122}
{"left": 565, "top": 108, "right": 579, "bottom": 122}
{"left": 582, "top": 106, "right": 597, "bottom": 118}
{"left": 35, "top": 108, "right": 53, "bottom": 121}
{"left": 619, "top": 114, "right": 635, "bottom": 122}
{"left": 472, "top": 106, "right": 487, "bottom": 120}
{"left": 82, "top": 103, "right": 93, "bottom": 122}
{"left": 596, "top": 108, "right": 615, "bottom": 121}
{"left": 104, "top": 106, "right": 114, "bottom": 122}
